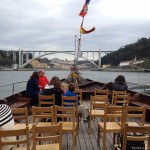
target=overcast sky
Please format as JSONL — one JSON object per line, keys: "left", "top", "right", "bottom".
{"left": 0, "top": 0, "right": 150, "bottom": 58}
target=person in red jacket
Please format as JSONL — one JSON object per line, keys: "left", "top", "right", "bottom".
{"left": 38, "top": 69, "right": 49, "bottom": 90}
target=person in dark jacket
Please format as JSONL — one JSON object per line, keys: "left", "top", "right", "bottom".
{"left": 108, "top": 75, "right": 128, "bottom": 103}
{"left": 43, "top": 76, "right": 63, "bottom": 106}
{"left": 26, "top": 71, "right": 41, "bottom": 104}
{"left": 111, "top": 75, "right": 128, "bottom": 91}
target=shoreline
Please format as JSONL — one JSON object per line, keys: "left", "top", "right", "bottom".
{"left": 0, "top": 68, "right": 150, "bottom": 72}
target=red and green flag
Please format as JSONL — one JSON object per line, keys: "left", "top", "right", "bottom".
{"left": 79, "top": 0, "right": 90, "bottom": 17}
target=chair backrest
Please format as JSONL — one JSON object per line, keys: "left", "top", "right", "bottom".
{"left": 11, "top": 107, "right": 28, "bottom": 126}
{"left": 113, "top": 93, "right": 130, "bottom": 105}
{"left": 62, "top": 95, "right": 78, "bottom": 115}
{"left": 54, "top": 105, "right": 76, "bottom": 128}
{"left": 127, "top": 106, "right": 146, "bottom": 126}
{"left": 103, "top": 105, "right": 126, "bottom": 130}
{"left": 75, "top": 89, "right": 82, "bottom": 104}
{"left": 94, "top": 89, "right": 108, "bottom": 97}
{"left": 38, "top": 94, "right": 55, "bottom": 107}
{"left": 90, "top": 95, "right": 108, "bottom": 110}
{"left": 32, "top": 106, "right": 54, "bottom": 124}
{"left": 0, "top": 126, "right": 30, "bottom": 150}
{"left": 33, "top": 123, "right": 62, "bottom": 150}
{"left": 112, "top": 90, "right": 127, "bottom": 104}
{"left": 123, "top": 123, "right": 150, "bottom": 150}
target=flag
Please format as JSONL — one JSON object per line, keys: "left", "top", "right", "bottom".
{"left": 79, "top": 0, "right": 91, "bottom": 17}
{"left": 75, "top": 39, "right": 83, "bottom": 60}
{"left": 80, "top": 25, "right": 95, "bottom": 34}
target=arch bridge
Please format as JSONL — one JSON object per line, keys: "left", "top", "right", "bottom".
{"left": 9, "top": 49, "right": 113, "bottom": 69}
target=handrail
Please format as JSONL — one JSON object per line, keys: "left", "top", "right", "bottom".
{"left": 0, "top": 80, "right": 27, "bottom": 88}
{"left": 0, "top": 80, "right": 27, "bottom": 97}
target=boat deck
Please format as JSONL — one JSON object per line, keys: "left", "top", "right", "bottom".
{"left": 26, "top": 100, "right": 114, "bottom": 150}
{"left": 22, "top": 100, "right": 150, "bottom": 150}
{"left": 67, "top": 100, "right": 114, "bottom": 150}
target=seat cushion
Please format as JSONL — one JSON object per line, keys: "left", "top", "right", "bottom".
{"left": 14, "top": 124, "right": 32, "bottom": 131}
{"left": 37, "top": 122, "right": 52, "bottom": 127}
{"left": 36, "top": 144, "right": 59, "bottom": 150}
{"left": 60, "top": 122, "right": 77, "bottom": 131}
{"left": 91, "top": 110, "right": 104, "bottom": 116}
{"left": 99, "top": 122, "right": 121, "bottom": 132}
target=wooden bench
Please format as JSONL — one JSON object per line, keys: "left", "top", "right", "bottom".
{"left": 130, "top": 97, "right": 150, "bottom": 122}
{"left": 2, "top": 92, "right": 31, "bottom": 108}
{"left": 9, "top": 98, "right": 31, "bottom": 108}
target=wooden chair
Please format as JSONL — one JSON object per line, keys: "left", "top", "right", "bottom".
{"left": 127, "top": 106, "right": 146, "bottom": 126}
{"left": 32, "top": 106, "right": 54, "bottom": 127}
{"left": 33, "top": 123, "right": 62, "bottom": 150}
{"left": 75, "top": 89, "right": 82, "bottom": 104}
{"left": 54, "top": 106, "right": 77, "bottom": 150}
{"left": 94, "top": 88, "right": 108, "bottom": 97}
{"left": 112, "top": 90, "right": 127, "bottom": 105}
{"left": 38, "top": 94, "right": 55, "bottom": 107}
{"left": 11, "top": 107, "right": 32, "bottom": 130}
{"left": 113, "top": 93, "right": 130, "bottom": 106}
{"left": 122, "top": 123, "right": 150, "bottom": 150}
{"left": 62, "top": 95, "right": 80, "bottom": 129}
{"left": 0, "top": 126, "right": 30, "bottom": 150}
{"left": 97, "top": 105, "right": 126, "bottom": 150}
{"left": 89, "top": 95, "right": 108, "bottom": 131}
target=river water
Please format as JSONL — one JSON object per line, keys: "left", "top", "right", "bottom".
{"left": 0, "top": 70, "right": 150, "bottom": 98}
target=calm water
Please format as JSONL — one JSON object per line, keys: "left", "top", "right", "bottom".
{"left": 0, "top": 70, "right": 150, "bottom": 98}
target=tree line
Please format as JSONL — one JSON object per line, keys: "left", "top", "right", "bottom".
{"left": 101, "top": 37, "right": 150, "bottom": 68}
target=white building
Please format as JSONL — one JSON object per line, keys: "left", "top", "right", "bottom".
{"left": 119, "top": 61, "right": 131, "bottom": 67}
{"left": 119, "top": 57, "right": 144, "bottom": 67}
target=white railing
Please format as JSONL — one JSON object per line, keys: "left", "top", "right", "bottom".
{"left": 0, "top": 80, "right": 27, "bottom": 99}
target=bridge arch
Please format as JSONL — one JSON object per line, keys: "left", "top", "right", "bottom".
{"left": 20, "top": 51, "right": 100, "bottom": 69}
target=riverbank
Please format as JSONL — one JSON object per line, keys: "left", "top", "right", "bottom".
{"left": 1, "top": 67, "right": 150, "bottom": 72}
{"left": 91, "top": 68, "right": 150, "bottom": 72}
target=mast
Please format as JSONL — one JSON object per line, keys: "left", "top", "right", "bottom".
{"left": 74, "top": 17, "right": 84, "bottom": 70}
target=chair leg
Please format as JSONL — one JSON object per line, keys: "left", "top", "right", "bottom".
{"left": 113, "top": 133, "right": 116, "bottom": 144}
{"left": 103, "top": 131, "right": 106, "bottom": 150}
{"left": 75, "top": 133, "right": 77, "bottom": 146}
{"left": 76, "top": 124, "right": 78, "bottom": 135}
{"left": 72, "top": 134, "right": 75, "bottom": 150}
{"left": 97, "top": 125, "right": 100, "bottom": 147}
{"left": 89, "top": 115, "right": 92, "bottom": 132}
{"left": 78, "top": 115, "right": 80, "bottom": 129}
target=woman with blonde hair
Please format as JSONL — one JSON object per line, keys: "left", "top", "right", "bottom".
{"left": 43, "top": 76, "right": 63, "bottom": 106}
{"left": 61, "top": 82, "right": 68, "bottom": 94}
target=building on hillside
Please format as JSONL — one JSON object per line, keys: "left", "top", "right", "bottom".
{"left": 29, "top": 60, "right": 48, "bottom": 68}
{"left": 102, "top": 64, "right": 110, "bottom": 69}
{"left": 119, "top": 57, "right": 144, "bottom": 67}
{"left": 119, "top": 61, "right": 131, "bottom": 67}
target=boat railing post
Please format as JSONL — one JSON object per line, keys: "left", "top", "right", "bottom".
{"left": 12, "top": 83, "right": 15, "bottom": 95}
{"left": 144, "top": 84, "right": 146, "bottom": 94}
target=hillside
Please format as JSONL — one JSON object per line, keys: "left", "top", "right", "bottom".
{"left": 101, "top": 37, "right": 150, "bottom": 68}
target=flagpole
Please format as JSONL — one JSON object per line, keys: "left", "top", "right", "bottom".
{"left": 74, "top": 35, "right": 77, "bottom": 70}
{"left": 77, "top": 16, "right": 84, "bottom": 63}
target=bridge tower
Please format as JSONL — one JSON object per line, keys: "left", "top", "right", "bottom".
{"left": 98, "top": 49, "right": 101, "bottom": 68}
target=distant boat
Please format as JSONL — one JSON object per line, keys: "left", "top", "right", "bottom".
{"left": 144, "top": 69, "right": 150, "bottom": 72}
{"left": 90, "top": 68, "right": 102, "bottom": 71}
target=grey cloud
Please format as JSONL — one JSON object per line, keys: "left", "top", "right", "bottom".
{"left": 0, "top": 0, "right": 150, "bottom": 54}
